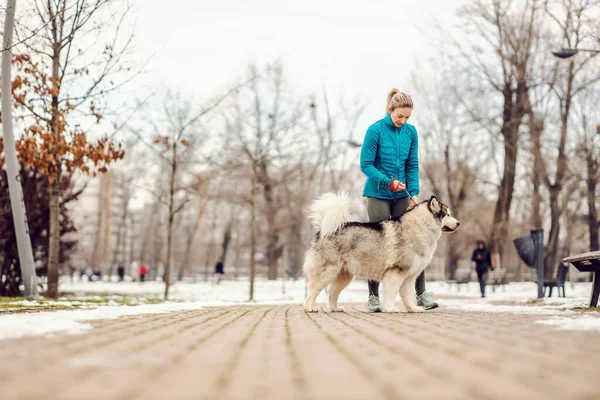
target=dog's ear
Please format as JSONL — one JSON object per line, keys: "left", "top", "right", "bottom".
{"left": 428, "top": 196, "right": 441, "bottom": 215}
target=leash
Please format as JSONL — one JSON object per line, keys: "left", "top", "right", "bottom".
{"left": 391, "top": 176, "right": 417, "bottom": 204}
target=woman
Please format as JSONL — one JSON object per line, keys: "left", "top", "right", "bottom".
{"left": 359, "top": 89, "right": 438, "bottom": 312}
{"left": 471, "top": 240, "right": 493, "bottom": 297}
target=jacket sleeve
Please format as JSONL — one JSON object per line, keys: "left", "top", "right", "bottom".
{"left": 405, "top": 127, "right": 419, "bottom": 197}
{"left": 471, "top": 250, "right": 477, "bottom": 262}
{"left": 360, "top": 125, "right": 392, "bottom": 188}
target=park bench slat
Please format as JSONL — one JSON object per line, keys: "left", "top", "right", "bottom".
{"left": 562, "top": 251, "right": 600, "bottom": 308}
{"left": 562, "top": 251, "right": 600, "bottom": 264}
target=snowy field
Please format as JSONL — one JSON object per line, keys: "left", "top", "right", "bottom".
{"left": 1, "top": 277, "right": 598, "bottom": 339}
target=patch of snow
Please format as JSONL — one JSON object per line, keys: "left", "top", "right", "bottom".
{"left": 442, "top": 300, "right": 576, "bottom": 315}
{"left": 536, "top": 316, "right": 600, "bottom": 331}
{"left": 0, "top": 302, "right": 204, "bottom": 340}
{"left": 2, "top": 278, "right": 597, "bottom": 339}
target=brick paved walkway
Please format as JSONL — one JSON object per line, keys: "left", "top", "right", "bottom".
{"left": 1, "top": 304, "right": 599, "bottom": 400}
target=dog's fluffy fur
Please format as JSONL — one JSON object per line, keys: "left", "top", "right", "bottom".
{"left": 303, "top": 193, "right": 460, "bottom": 313}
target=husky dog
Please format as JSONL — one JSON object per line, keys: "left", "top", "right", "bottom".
{"left": 303, "top": 193, "right": 460, "bottom": 313}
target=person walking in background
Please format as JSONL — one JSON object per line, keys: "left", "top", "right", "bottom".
{"left": 139, "top": 263, "right": 149, "bottom": 283}
{"left": 117, "top": 263, "right": 125, "bottom": 282}
{"left": 214, "top": 257, "right": 225, "bottom": 284}
{"left": 472, "top": 240, "right": 493, "bottom": 297}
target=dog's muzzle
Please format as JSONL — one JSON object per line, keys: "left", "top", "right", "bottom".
{"left": 442, "top": 222, "right": 460, "bottom": 233}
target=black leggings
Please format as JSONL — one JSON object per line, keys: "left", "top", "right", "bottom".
{"left": 365, "top": 196, "right": 426, "bottom": 297}
{"left": 477, "top": 270, "right": 488, "bottom": 296}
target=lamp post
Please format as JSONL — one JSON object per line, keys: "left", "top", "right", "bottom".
{"left": 2, "top": 0, "right": 39, "bottom": 299}
{"left": 552, "top": 48, "right": 600, "bottom": 59}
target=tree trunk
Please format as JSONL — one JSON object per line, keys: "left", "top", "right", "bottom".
{"left": 288, "top": 218, "right": 303, "bottom": 278}
{"left": 265, "top": 223, "right": 281, "bottom": 280}
{"left": 545, "top": 60, "right": 575, "bottom": 281}
{"left": 249, "top": 173, "right": 257, "bottom": 301}
{"left": 203, "top": 209, "right": 218, "bottom": 282}
{"left": 47, "top": 174, "right": 60, "bottom": 298}
{"left": 544, "top": 187, "right": 561, "bottom": 280}
{"left": 164, "top": 145, "right": 177, "bottom": 300}
{"left": 491, "top": 82, "right": 525, "bottom": 269}
{"left": 256, "top": 160, "right": 281, "bottom": 280}
{"left": 529, "top": 117, "right": 544, "bottom": 228}
{"left": 128, "top": 215, "right": 136, "bottom": 275}
{"left": 111, "top": 195, "right": 129, "bottom": 272}
{"left": 180, "top": 233, "right": 195, "bottom": 281}
{"left": 179, "top": 207, "right": 204, "bottom": 281}
{"left": 139, "top": 200, "right": 159, "bottom": 264}
{"left": 446, "top": 245, "right": 460, "bottom": 280}
{"left": 587, "top": 154, "right": 599, "bottom": 251}
{"left": 47, "top": 34, "right": 62, "bottom": 298}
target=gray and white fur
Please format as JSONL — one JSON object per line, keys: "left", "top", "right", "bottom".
{"left": 303, "top": 193, "right": 460, "bottom": 313}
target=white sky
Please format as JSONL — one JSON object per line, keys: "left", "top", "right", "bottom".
{"left": 106, "top": 0, "right": 469, "bottom": 209}
{"left": 127, "top": 0, "right": 465, "bottom": 127}
{"left": 8, "top": 0, "right": 470, "bottom": 211}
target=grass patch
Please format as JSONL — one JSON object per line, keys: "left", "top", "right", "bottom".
{"left": 573, "top": 307, "right": 600, "bottom": 312}
{"left": 0, "top": 294, "right": 170, "bottom": 314}
{"left": 0, "top": 306, "right": 75, "bottom": 313}
{"left": 0, "top": 296, "right": 25, "bottom": 303}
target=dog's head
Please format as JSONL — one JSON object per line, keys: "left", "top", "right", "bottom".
{"left": 427, "top": 196, "right": 460, "bottom": 233}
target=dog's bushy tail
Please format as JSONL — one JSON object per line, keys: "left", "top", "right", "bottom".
{"left": 308, "top": 192, "right": 352, "bottom": 237}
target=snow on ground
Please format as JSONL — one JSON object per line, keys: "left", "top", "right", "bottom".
{"left": 0, "top": 302, "right": 204, "bottom": 340}
{"left": 535, "top": 316, "right": 600, "bottom": 331}
{"left": 59, "top": 277, "right": 594, "bottom": 305}
{"left": 1, "top": 277, "right": 598, "bottom": 339}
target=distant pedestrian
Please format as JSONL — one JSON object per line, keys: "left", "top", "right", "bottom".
{"left": 214, "top": 257, "right": 224, "bottom": 284}
{"left": 117, "top": 264, "right": 125, "bottom": 282}
{"left": 92, "top": 268, "right": 102, "bottom": 281}
{"left": 139, "top": 263, "right": 149, "bottom": 283}
{"left": 471, "top": 240, "right": 494, "bottom": 297}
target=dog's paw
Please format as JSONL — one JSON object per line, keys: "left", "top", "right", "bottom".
{"left": 382, "top": 307, "right": 400, "bottom": 313}
{"left": 407, "top": 306, "right": 425, "bottom": 313}
{"left": 304, "top": 306, "right": 319, "bottom": 313}
{"left": 327, "top": 307, "right": 345, "bottom": 312}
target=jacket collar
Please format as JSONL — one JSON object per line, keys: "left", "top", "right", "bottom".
{"left": 384, "top": 113, "right": 397, "bottom": 129}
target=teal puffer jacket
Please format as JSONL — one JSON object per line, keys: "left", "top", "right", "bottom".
{"left": 360, "top": 114, "right": 419, "bottom": 200}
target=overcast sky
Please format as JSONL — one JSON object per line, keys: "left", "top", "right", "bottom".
{"left": 127, "top": 0, "right": 466, "bottom": 128}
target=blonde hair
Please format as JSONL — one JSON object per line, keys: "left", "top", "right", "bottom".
{"left": 386, "top": 89, "right": 413, "bottom": 113}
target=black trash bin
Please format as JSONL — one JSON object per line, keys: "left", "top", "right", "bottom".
{"left": 513, "top": 235, "right": 536, "bottom": 267}
{"left": 513, "top": 229, "right": 545, "bottom": 298}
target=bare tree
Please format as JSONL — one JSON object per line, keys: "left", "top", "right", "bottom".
{"left": 536, "top": 0, "right": 600, "bottom": 278}
{"left": 107, "top": 139, "right": 149, "bottom": 277}
{"left": 277, "top": 89, "right": 365, "bottom": 277}
{"left": 458, "top": 0, "right": 544, "bottom": 268}
{"left": 131, "top": 90, "right": 208, "bottom": 299}
{"left": 573, "top": 88, "right": 600, "bottom": 251}
{"left": 410, "top": 65, "right": 487, "bottom": 278}
{"left": 178, "top": 174, "right": 209, "bottom": 280}
{"left": 8, "top": 0, "right": 139, "bottom": 297}
{"left": 216, "top": 64, "right": 305, "bottom": 280}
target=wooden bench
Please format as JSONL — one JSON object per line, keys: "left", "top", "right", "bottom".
{"left": 486, "top": 268, "right": 507, "bottom": 292}
{"left": 563, "top": 251, "right": 600, "bottom": 308}
{"left": 447, "top": 268, "right": 471, "bottom": 291}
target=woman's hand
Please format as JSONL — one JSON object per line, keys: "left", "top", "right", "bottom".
{"left": 388, "top": 178, "right": 406, "bottom": 192}
{"left": 393, "top": 180, "right": 406, "bottom": 192}
{"left": 407, "top": 196, "right": 419, "bottom": 210}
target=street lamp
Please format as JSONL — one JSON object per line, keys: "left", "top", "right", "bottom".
{"left": 552, "top": 48, "right": 600, "bottom": 59}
